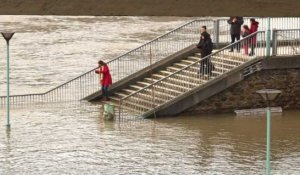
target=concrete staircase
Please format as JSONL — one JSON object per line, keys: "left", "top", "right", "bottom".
{"left": 107, "top": 50, "right": 256, "bottom": 117}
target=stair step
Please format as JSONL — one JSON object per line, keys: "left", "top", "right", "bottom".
{"left": 143, "top": 78, "right": 185, "bottom": 95}
{"left": 141, "top": 77, "right": 191, "bottom": 91}
{"left": 214, "top": 65, "right": 231, "bottom": 72}
{"left": 115, "top": 91, "right": 166, "bottom": 104}
{"left": 123, "top": 88, "right": 137, "bottom": 94}
{"left": 188, "top": 56, "right": 200, "bottom": 61}
{"left": 172, "top": 64, "right": 200, "bottom": 73}
{"left": 166, "top": 66, "right": 182, "bottom": 72}
{"left": 211, "top": 55, "right": 244, "bottom": 65}
{"left": 146, "top": 76, "right": 200, "bottom": 88}
{"left": 160, "top": 69, "right": 200, "bottom": 80}
{"left": 111, "top": 95, "right": 153, "bottom": 111}
{"left": 219, "top": 53, "right": 249, "bottom": 62}
{"left": 181, "top": 59, "right": 196, "bottom": 64}
{"left": 106, "top": 100, "right": 143, "bottom": 115}
{"left": 127, "top": 81, "right": 180, "bottom": 98}
{"left": 119, "top": 101, "right": 150, "bottom": 113}
{"left": 211, "top": 60, "right": 236, "bottom": 69}
{"left": 129, "top": 85, "right": 144, "bottom": 90}
{"left": 152, "top": 73, "right": 167, "bottom": 79}
{"left": 136, "top": 81, "right": 152, "bottom": 86}
{"left": 174, "top": 63, "right": 190, "bottom": 67}
{"left": 113, "top": 94, "right": 157, "bottom": 109}
{"left": 160, "top": 70, "right": 174, "bottom": 75}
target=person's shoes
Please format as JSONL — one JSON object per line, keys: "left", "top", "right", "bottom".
{"left": 249, "top": 53, "right": 255, "bottom": 56}
{"left": 228, "top": 50, "right": 233, "bottom": 52}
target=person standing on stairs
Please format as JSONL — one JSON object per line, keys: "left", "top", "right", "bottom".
{"left": 249, "top": 18, "right": 259, "bottom": 56}
{"left": 227, "top": 17, "right": 244, "bottom": 52}
{"left": 197, "top": 32, "right": 214, "bottom": 76}
{"left": 241, "top": 25, "right": 251, "bottom": 55}
{"left": 95, "top": 60, "right": 112, "bottom": 101}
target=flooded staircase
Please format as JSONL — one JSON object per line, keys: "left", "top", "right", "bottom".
{"left": 2, "top": 18, "right": 298, "bottom": 114}
{"left": 104, "top": 31, "right": 266, "bottom": 118}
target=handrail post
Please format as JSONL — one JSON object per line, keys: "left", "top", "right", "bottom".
{"left": 213, "top": 19, "right": 220, "bottom": 47}
{"left": 6, "top": 42, "right": 11, "bottom": 128}
{"left": 118, "top": 100, "right": 122, "bottom": 121}
{"left": 272, "top": 29, "right": 278, "bottom": 56}
{"left": 266, "top": 17, "right": 271, "bottom": 57}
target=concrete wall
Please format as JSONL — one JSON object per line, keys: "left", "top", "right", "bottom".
{"left": 182, "top": 57, "right": 300, "bottom": 115}
{"left": 0, "top": 0, "right": 300, "bottom": 16}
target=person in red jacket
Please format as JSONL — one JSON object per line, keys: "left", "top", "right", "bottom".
{"left": 249, "top": 18, "right": 259, "bottom": 56}
{"left": 95, "top": 60, "right": 112, "bottom": 101}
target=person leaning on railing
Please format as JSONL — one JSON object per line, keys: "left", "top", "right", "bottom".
{"left": 95, "top": 60, "right": 112, "bottom": 101}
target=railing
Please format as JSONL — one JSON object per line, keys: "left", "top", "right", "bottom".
{"left": 118, "top": 31, "right": 266, "bottom": 117}
{"left": 218, "top": 17, "right": 300, "bottom": 43}
{"left": 0, "top": 19, "right": 215, "bottom": 106}
{"left": 272, "top": 29, "right": 300, "bottom": 56}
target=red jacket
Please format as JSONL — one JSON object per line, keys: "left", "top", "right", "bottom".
{"left": 250, "top": 21, "right": 259, "bottom": 33}
{"left": 97, "top": 65, "right": 112, "bottom": 86}
{"left": 250, "top": 21, "right": 259, "bottom": 43}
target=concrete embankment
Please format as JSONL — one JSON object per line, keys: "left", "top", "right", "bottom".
{"left": 182, "top": 56, "right": 300, "bottom": 115}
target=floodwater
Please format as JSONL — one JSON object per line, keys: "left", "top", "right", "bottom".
{"left": 0, "top": 16, "right": 194, "bottom": 95}
{"left": 0, "top": 102, "right": 300, "bottom": 174}
{"left": 0, "top": 16, "right": 300, "bottom": 174}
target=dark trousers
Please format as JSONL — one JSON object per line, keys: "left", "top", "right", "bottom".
{"left": 102, "top": 86, "right": 109, "bottom": 97}
{"left": 230, "top": 34, "right": 241, "bottom": 51}
{"left": 199, "top": 56, "right": 213, "bottom": 75}
{"left": 250, "top": 43, "right": 256, "bottom": 55}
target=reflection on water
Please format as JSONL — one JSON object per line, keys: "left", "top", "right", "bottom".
{"left": 0, "top": 102, "right": 299, "bottom": 174}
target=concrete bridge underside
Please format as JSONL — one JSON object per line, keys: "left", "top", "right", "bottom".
{"left": 0, "top": 0, "right": 299, "bottom": 16}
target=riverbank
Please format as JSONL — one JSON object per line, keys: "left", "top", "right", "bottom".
{"left": 0, "top": 0, "right": 300, "bottom": 16}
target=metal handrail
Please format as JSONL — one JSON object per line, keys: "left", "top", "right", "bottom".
{"left": 43, "top": 19, "right": 204, "bottom": 93}
{"left": 120, "top": 31, "right": 263, "bottom": 102}
{"left": 274, "top": 29, "right": 300, "bottom": 31}
{"left": 0, "top": 19, "right": 212, "bottom": 103}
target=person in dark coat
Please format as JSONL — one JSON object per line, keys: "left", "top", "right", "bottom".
{"left": 197, "top": 32, "right": 214, "bottom": 75}
{"left": 227, "top": 17, "right": 244, "bottom": 52}
{"left": 95, "top": 60, "right": 112, "bottom": 101}
{"left": 249, "top": 18, "right": 259, "bottom": 56}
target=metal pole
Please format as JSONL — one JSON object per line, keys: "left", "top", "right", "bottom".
{"left": 266, "top": 17, "right": 271, "bottom": 57}
{"left": 6, "top": 41, "right": 11, "bottom": 128}
{"left": 266, "top": 106, "right": 271, "bottom": 175}
{"left": 272, "top": 29, "right": 277, "bottom": 56}
{"left": 213, "top": 19, "right": 220, "bottom": 47}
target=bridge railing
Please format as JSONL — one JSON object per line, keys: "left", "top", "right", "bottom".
{"left": 119, "top": 31, "right": 266, "bottom": 117}
{"left": 217, "top": 17, "right": 300, "bottom": 43}
{"left": 272, "top": 29, "right": 300, "bottom": 56}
